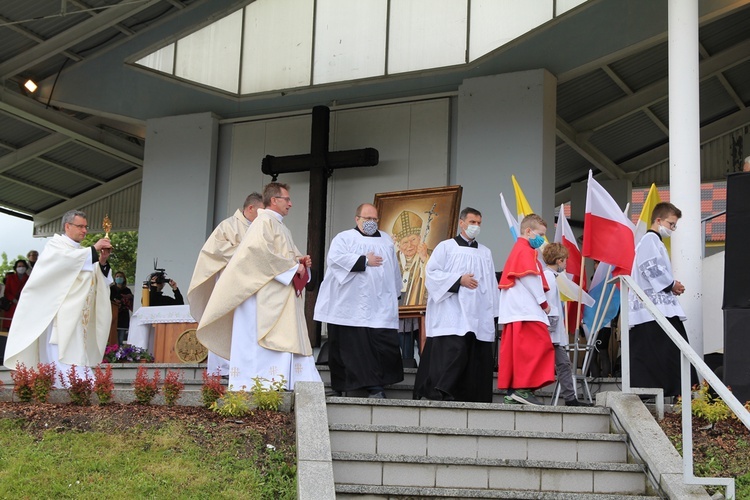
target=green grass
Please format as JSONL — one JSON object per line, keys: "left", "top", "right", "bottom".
{"left": 0, "top": 418, "right": 295, "bottom": 499}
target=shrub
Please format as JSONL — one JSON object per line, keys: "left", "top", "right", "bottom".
{"left": 163, "top": 369, "right": 185, "bottom": 406}
{"left": 211, "top": 387, "right": 251, "bottom": 418}
{"left": 102, "top": 343, "right": 154, "bottom": 363}
{"left": 59, "top": 365, "right": 93, "bottom": 406}
{"left": 250, "top": 376, "right": 287, "bottom": 411}
{"left": 10, "top": 362, "right": 34, "bottom": 402}
{"left": 201, "top": 370, "right": 226, "bottom": 408}
{"left": 677, "top": 381, "right": 732, "bottom": 424}
{"left": 31, "top": 363, "right": 56, "bottom": 403}
{"left": 133, "top": 365, "right": 160, "bottom": 405}
{"left": 93, "top": 364, "right": 115, "bottom": 405}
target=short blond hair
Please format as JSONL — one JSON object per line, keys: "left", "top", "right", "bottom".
{"left": 520, "top": 213, "right": 547, "bottom": 232}
{"left": 542, "top": 242, "right": 568, "bottom": 265}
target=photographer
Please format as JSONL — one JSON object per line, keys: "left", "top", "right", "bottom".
{"left": 148, "top": 272, "right": 184, "bottom": 306}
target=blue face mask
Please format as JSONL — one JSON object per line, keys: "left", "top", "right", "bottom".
{"left": 115, "top": 277, "right": 125, "bottom": 285}
{"left": 528, "top": 233, "right": 545, "bottom": 249}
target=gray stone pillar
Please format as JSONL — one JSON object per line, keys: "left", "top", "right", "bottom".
{"left": 455, "top": 70, "right": 557, "bottom": 266}
{"left": 135, "top": 112, "right": 219, "bottom": 308}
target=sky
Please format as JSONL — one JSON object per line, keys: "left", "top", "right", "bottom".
{"left": 0, "top": 212, "right": 51, "bottom": 261}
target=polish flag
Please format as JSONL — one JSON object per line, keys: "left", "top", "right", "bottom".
{"left": 554, "top": 204, "right": 584, "bottom": 284}
{"left": 582, "top": 171, "right": 635, "bottom": 276}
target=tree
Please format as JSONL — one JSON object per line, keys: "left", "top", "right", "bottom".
{"left": 81, "top": 231, "right": 139, "bottom": 284}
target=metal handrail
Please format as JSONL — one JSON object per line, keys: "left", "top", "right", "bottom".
{"left": 619, "top": 274, "right": 750, "bottom": 499}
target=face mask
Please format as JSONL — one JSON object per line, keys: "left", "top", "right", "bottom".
{"left": 658, "top": 225, "right": 673, "bottom": 238}
{"left": 529, "top": 233, "right": 545, "bottom": 249}
{"left": 361, "top": 219, "right": 378, "bottom": 236}
{"left": 16, "top": 267, "right": 26, "bottom": 275}
{"left": 115, "top": 277, "right": 125, "bottom": 285}
{"left": 465, "top": 224, "right": 480, "bottom": 239}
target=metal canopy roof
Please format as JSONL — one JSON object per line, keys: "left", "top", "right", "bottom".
{"left": 0, "top": 0, "right": 748, "bottom": 226}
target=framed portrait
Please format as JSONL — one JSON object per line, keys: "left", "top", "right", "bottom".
{"left": 374, "top": 185, "right": 463, "bottom": 315}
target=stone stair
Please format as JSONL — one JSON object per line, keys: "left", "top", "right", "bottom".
{"left": 326, "top": 397, "right": 661, "bottom": 498}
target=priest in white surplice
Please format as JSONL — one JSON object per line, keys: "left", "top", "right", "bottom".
{"left": 413, "top": 207, "right": 499, "bottom": 402}
{"left": 187, "top": 192, "right": 263, "bottom": 376}
{"left": 196, "top": 183, "right": 321, "bottom": 390}
{"left": 314, "top": 203, "right": 403, "bottom": 398}
{"left": 4, "top": 210, "right": 113, "bottom": 384}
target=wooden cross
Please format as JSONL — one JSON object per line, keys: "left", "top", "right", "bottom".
{"left": 261, "top": 105, "right": 379, "bottom": 346}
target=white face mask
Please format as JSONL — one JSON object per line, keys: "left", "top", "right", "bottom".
{"left": 16, "top": 267, "right": 27, "bottom": 275}
{"left": 465, "top": 224, "right": 480, "bottom": 239}
{"left": 658, "top": 225, "right": 673, "bottom": 238}
{"left": 361, "top": 219, "right": 378, "bottom": 236}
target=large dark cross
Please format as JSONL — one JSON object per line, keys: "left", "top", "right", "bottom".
{"left": 261, "top": 105, "right": 379, "bottom": 347}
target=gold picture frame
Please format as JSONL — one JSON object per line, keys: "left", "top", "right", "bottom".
{"left": 374, "top": 185, "right": 463, "bottom": 315}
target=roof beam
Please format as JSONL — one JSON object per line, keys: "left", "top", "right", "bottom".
{"left": 0, "top": 0, "right": 163, "bottom": 79}
{"left": 0, "top": 14, "right": 83, "bottom": 63}
{"left": 699, "top": 43, "right": 746, "bottom": 110}
{"left": 66, "top": 0, "right": 135, "bottom": 36}
{"left": 619, "top": 106, "right": 750, "bottom": 175}
{"left": 556, "top": 116, "right": 629, "bottom": 180}
{"left": 35, "top": 169, "right": 142, "bottom": 223}
{"left": 0, "top": 173, "right": 71, "bottom": 200}
{"left": 0, "top": 89, "right": 143, "bottom": 166}
{"left": 0, "top": 134, "right": 74, "bottom": 174}
{"left": 571, "top": 37, "right": 750, "bottom": 133}
{"left": 36, "top": 157, "right": 107, "bottom": 184}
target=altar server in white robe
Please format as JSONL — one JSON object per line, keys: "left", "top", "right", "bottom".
{"left": 4, "top": 210, "right": 113, "bottom": 385}
{"left": 188, "top": 192, "right": 262, "bottom": 376}
{"left": 197, "top": 183, "right": 320, "bottom": 391}
{"left": 314, "top": 203, "right": 403, "bottom": 398}
{"left": 628, "top": 201, "right": 688, "bottom": 397}
{"left": 414, "top": 207, "right": 499, "bottom": 402}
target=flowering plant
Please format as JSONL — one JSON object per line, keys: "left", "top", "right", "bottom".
{"left": 102, "top": 343, "right": 154, "bottom": 363}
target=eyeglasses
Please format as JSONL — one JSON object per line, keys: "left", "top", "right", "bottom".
{"left": 663, "top": 220, "right": 677, "bottom": 230}
{"left": 68, "top": 223, "right": 89, "bottom": 230}
{"left": 357, "top": 216, "right": 379, "bottom": 222}
{"left": 273, "top": 196, "right": 291, "bottom": 202}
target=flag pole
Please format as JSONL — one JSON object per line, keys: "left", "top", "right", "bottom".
{"left": 590, "top": 266, "right": 613, "bottom": 340}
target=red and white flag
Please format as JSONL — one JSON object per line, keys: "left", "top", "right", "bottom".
{"left": 554, "top": 204, "right": 584, "bottom": 283}
{"left": 582, "top": 171, "right": 635, "bottom": 276}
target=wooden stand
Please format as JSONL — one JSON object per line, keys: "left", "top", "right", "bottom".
{"left": 153, "top": 322, "right": 198, "bottom": 363}
{"left": 108, "top": 304, "right": 119, "bottom": 347}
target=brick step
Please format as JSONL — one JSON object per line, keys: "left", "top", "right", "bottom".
{"left": 335, "top": 484, "right": 658, "bottom": 499}
{"left": 326, "top": 398, "right": 613, "bottom": 434}
{"left": 331, "top": 452, "right": 650, "bottom": 496}
{"left": 329, "top": 423, "right": 628, "bottom": 464}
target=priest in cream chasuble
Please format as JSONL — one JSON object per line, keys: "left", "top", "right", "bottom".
{"left": 4, "top": 210, "right": 113, "bottom": 383}
{"left": 197, "top": 183, "right": 320, "bottom": 390}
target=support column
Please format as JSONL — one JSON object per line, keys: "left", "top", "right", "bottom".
{"left": 455, "top": 70, "right": 557, "bottom": 265}
{"left": 135, "top": 112, "right": 219, "bottom": 309}
{"left": 668, "top": 0, "right": 703, "bottom": 356}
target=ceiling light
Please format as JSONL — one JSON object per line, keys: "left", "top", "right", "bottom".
{"left": 24, "top": 79, "right": 38, "bottom": 93}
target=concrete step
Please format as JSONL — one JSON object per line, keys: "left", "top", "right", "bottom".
{"left": 331, "top": 452, "right": 651, "bottom": 496}
{"left": 326, "top": 398, "right": 613, "bottom": 434}
{"left": 316, "top": 365, "right": 623, "bottom": 404}
{"left": 334, "top": 484, "right": 657, "bottom": 499}
{"left": 329, "top": 423, "right": 628, "bottom": 464}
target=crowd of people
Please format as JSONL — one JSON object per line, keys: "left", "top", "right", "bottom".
{"left": 1, "top": 183, "right": 690, "bottom": 407}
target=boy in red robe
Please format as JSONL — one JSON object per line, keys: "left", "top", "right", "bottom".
{"left": 497, "top": 214, "right": 555, "bottom": 405}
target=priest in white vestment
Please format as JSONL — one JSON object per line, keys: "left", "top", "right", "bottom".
{"left": 314, "top": 203, "right": 403, "bottom": 398}
{"left": 4, "top": 210, "right": 113, "bottom": 384}
{"left": 188, "top": 193, "right": 263, "bottom": 376}
{"left": 196, "top": 183, "right": 320, "bottom": 390}
{"left": 413, "top": 207, "right": 499, "bottom": 402}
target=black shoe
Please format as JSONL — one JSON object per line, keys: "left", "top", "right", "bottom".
{"left": 368, "top": 391, "right": 386, "bottom": 399}
{"left": 565, "top": 399, "right": 593, "bottom": 407}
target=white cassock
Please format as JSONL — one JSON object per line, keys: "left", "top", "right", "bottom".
{"left": 314, "top": 229, "right": 401, "bottom": 329}
{"left": 425, "top": 239, "right": 499, "bottom": 341}
{"left": 4, "top": 234, "right": 112, "bottom": 386}
{"left": 542, "top": 269, "right": 567, "bottom": 346}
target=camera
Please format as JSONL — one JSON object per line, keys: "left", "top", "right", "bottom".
{"left": 147, "top": 259, "right": 169, "bottom": 286}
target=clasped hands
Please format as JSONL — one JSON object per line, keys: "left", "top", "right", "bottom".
{"left": 672, "top": 280, "right": 685, "bottom": 296}
{"left": 297, "top": 255, "right": 312, "bottom": 277}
